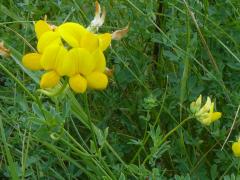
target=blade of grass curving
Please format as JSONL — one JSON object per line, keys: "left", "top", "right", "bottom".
{"left": 180, "top": 5, "right": 191, "bottom": 120}
{"left": 179, "top": 6, "right": 193, "bottom": 168}
{"left": 183, "top": 0, "right": 220, "bottom": 74}
{"left": 0, "top": 116, "right": 19, "bottom": 180}
{"left": 0, "top": 4, "right": 24, "bottom": 21}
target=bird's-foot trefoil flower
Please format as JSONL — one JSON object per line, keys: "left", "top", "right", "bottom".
{"left": 22, "top": 1, "right": 128, "bottom": 94}
{"left": 232, "top": 138, "right": 240, "bottom": 157}
{"left": 190, "top": 95, "right": 222, "bottom": 125}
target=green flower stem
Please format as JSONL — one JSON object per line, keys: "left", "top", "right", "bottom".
{"left": 64, "top": 130, "right": 89, "bottom": 153}
{"left": 64, "top": 129, "right": 116, "bottom": 180}
{"left": 70, "top": 117, "right": 90, "bottom": 151}
{"left": 142, "top": 116, "right": 193, "bottom": 165}
{"left": 130, "top": 87, "right": 168, "bottom": 164}
{"left": 83, "top": 92, "right": 98, "bottom": 148}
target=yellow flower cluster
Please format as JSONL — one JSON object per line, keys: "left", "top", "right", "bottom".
{"left": 232, "top": 138, "right": 240, "bottom": 157}
{"left": 190, "top": 95, "right": 222, "bottom": 125}
{"left": 22, "top": 20, "right": 111, "bottom": 93}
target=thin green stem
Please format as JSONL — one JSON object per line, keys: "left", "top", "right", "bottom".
{"left": 130, "top": 82, "right": 168, "bottom": 164}
{"left": 83, "top": 92, "right": 98, "bottom": 148}
{"left": 161, "top": 117, "right": 192, "bottom": 145}
{"left": 70, "top": 117, "right": 90, "bottom": 151}
{"left": 142, "top": 116, "right": 193, "bottom": 165}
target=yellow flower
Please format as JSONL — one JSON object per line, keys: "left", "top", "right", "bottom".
{"left": 37, "top": 31, "right": 62, "bottom": 53}
{"left": 22, "top": 20, "right": 62, "bottom": 72}
{"left": 92, "top": 49, "right": 106, "bottom": 72}
{"left": 22, "top": 12, "right": 114, "bottom": 93}
{"left": 80, "top": 32, "right": 111, "bottom": 52}
{"left": 57, "top": 22, "right": 87, "bottom": 48}
{"left": 56, "top": 22, "right": 111, "bottom": 52}
{"left": 40, "top": 44, "right": 67, "bottom": 75}
{"left": 69, "top": 74, "right": 87, "bottom": 93}
{"left": 34, "top": 20, "right": 52, "bottom": 39}
{"left": 22, "top": 53, "right": 42, "bottom": 70}
{"left": 40, "top": 71, "right": 60, "bottom": 89}
{"left": 62, "top": 48, "right": 96, "bottom": 77}
{"left": 86, "top": 72, "right": 108, "bottom": 90}
{"left": 61, "top": 47, "right": 108, "bottom": 93}
{"left": 232, "top": 139, "right": 240, "bottom": 157}
{"left": 190, "top": 95, "right": 222, "bottom": 125}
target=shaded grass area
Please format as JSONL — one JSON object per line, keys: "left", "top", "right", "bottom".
{"left": 0, "top": 0, "right": 240, "bottom": 179}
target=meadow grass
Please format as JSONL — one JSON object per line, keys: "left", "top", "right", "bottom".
{"left": 0, "top": 0, "right": 240, "bottom": 179}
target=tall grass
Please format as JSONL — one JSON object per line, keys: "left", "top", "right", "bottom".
{"left": 0, "top": 0, "right": 240, "bottom": 179}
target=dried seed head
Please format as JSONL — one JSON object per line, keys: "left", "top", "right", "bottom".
{"left": 0, "top": 41, "right": 10, "bottom": 57}
{"left": 105, "top": 67, "right": 114, "bottom": 77}
{"left": 112, "top": 24, "right": 129, "bottom": 40}
{"left": 88, "top": 1, "right": 106, "bottom": 32}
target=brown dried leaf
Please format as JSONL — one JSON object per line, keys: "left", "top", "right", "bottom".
{"left": 0, "top": 41, "right": 10, "bottom": 57}
{"left": 111, "top": 24, "right": 129, "bottom": 40}
{"left": 95, "top": 1, "right": 101, "bottom": 16}
{"left": 105, "top": 67, "right": 114, "bottom": 77}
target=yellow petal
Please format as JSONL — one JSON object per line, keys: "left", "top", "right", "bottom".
{"left": 34, "top": 20, "right": 51, "bottom": 39}
{"left": 55, "top": 48, "right": 68, "bottom": 75}
{"left": 232, "top": 142, "right": 240, "bottom": 157}
{"left": 92, "top": 49, "right": 106, "bottom": 72}
{"left": 59, "top": 54, "right": 76, "bottom": 77}
{"left": 204, "top": 97, "right": 212, "bottom": 110}
{"left": 211, "top": 112, "right": 222, "bottom": 122}
{"left": 37, "top": 31, "right": 61, "bottom": 53}
{"left": 69, "top": 74, "right": 87, "bottom": 93}
{"left": 22, "top": 53, "right": 42, "bottom": 70}
{"left": 195, "top": 95, "right": 202, "bottom": 110}
{"left": 65, "top": 48, "right": 95, "bottom": 76}
{"left": 197, "top": 97, "right": 212, "bottom": 116}
{"left": 57, "top": 22, "right": 87, "bottom": 47}
{"left": 200, "top": 117, "right": 212, "bottom": 126}
{"left": 40, "top": 71, "right": 60, "bottom": 89}
{"left": 98, "top": 33, "right": 111, "bottom": 51}
{"left": 80, "top": 32, "right": 99, "bottom": 52}
{"left": 210, "top": 102, "right": 214, "bottom": 113}
{"left": 40, "top": 45, "right": 67, "bottom": 72}
{"left": 86, "top": 72, "right": 108, "bottom": 90}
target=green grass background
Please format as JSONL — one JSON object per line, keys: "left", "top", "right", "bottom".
{"left": 0, "top": 0, "right": 240, "bottom": 179}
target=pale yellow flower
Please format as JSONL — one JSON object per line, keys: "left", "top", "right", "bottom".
{"left": 190, "top": 95, "right": 222, "bottom": 125}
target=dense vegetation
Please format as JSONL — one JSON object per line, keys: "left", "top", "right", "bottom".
{"left": 0, "top": 0, "right": 240, "bottom": 179}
